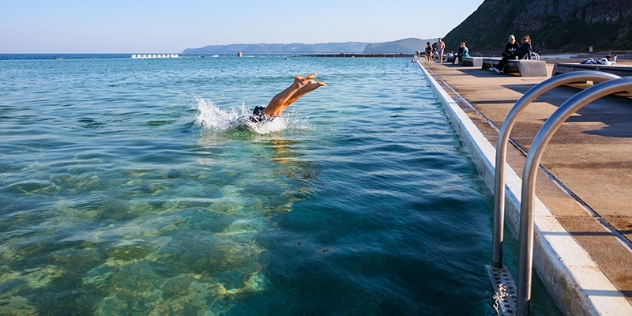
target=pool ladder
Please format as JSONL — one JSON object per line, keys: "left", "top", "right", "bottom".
{"left": 488, "top": 71, "right": 630, "bottom": 315}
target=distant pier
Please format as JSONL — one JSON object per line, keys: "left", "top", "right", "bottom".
{"left": 131, "top": 54, "right": 179, "bottom": 59}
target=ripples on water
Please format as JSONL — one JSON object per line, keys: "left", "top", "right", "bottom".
{"left": 0, "top": 56, "right": 560, "bottom": 315}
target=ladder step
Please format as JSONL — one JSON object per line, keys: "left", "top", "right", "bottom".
{"left": 486, "top": 265, "right": 517, "bottom": 316}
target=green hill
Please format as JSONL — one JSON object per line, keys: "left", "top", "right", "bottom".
{"left": 443, "top": 0, "right": 632, "bottom": 54}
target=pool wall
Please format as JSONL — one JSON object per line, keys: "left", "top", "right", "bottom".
{"left": 417, "top": 62, "right": 632, "bottom": 315}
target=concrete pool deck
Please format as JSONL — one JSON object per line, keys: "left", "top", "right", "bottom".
{"left": 417, "top": 60, "right": 632, "bottom": 315}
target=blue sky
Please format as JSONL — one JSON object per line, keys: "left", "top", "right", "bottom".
{"left": 1, "top": 0, "right": 484, "bottom": 53}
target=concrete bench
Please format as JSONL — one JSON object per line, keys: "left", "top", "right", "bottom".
{"left": 461, "top": 57, "right": 484, "bottom": 67}
{"left": 552, "top": 63, "right": 632, "bottom": 98}
{"left": 553, "top": 63, "right": 632, "bottom": 77}
{"left": 482, "top": 58, "right": 502, "bottom": 69}
{"left": 484, "top": 58, "right": 547, "bottom": 77}
{"left": 509, "top": 60, "right": 548, "bottom": 77}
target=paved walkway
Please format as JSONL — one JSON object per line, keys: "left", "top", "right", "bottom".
{"left": 421, "top": 61, "right": 632, "bottom": 308}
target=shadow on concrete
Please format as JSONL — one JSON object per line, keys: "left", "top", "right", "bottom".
{"left": 455, "top": 68, "right": 503, "bottom": 78}
{"left": 499, "top": 84, "right": 632, "bottom": 138}
{"left": 542, "top": 230, "right": 618, "bottom": 237}
{"left": 502, "top": 83, "right": 539, "bottom": 94}
{"left": 584, "top": 289, "right": 632, "bottom": 298}
{"left": 569, "top": 231, "right": 626, "bottom": 237}
{"left": 426, "top": 64, "right": 505, "bottom": 78}
{"left": 470, "top": 99, "right": 525, "bottom": 105}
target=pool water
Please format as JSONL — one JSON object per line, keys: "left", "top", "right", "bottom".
{"left": 0, "top": 55, "right": 561, "bottom": 315}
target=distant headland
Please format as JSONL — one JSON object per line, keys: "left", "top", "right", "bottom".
{"left": 182, "top": 38, "right": 436, "bottom": 55}
{"left": 184, "top": 0, "right": 632, "bottom": 56}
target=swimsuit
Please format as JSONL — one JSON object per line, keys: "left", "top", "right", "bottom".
{"left": 249, "top": 106, "right": 274, "bottom": 123}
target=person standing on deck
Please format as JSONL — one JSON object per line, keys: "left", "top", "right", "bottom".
{"left": 424, "top": 42, "right": 433, "bottom": 63}
{"left": 436, "top": 38, "right": 446, "bottom": 64}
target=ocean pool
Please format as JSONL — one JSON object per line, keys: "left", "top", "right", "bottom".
{"left": 0, "top": 55, "right": 560, "bottom": 315}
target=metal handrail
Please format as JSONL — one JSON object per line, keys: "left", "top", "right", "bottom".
{"left": 516, "top": 76, "right": 632, "bottom": 315}
{"left": 491, "top": 71, "right": 620, "bottom": 269}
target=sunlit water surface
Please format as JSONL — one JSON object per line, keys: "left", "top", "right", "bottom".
{"left": 0, "top": 55, "right": 561, "bottom": 315}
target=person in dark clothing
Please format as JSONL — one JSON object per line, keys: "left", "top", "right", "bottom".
{"left": 515, "top": 35, "right": 533, "bottom": 59}
{"left": 453, "top": 43, "right": 465, "bottom": 64}
{"left": 424, "top": 42, "right": 433, "bottom": 63}
{"left": 490, "top": 35, "right": 520, "bottom": 71}
{"left": 502, "top": 35, "right": 520, "bottom": 57}
{"left": 492, "top": 35, "right": 532, "bottom": 73}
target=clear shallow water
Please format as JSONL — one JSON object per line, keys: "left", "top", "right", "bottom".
{"left": 0, "top": 56, "right": 561, "bottom": 315}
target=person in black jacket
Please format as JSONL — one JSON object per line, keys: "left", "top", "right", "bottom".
{"left": 502, "top": 35, "right": 520, "bottom": 57}
{"left": 490, "top": 35, "right": 520, "bottom": 72}
{"left": 492, "top": 35, "right": 532, "bottom": 73}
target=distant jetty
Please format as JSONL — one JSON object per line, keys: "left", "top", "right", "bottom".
{"left": 131, "top": 54, "right": 179, "bottom": 59}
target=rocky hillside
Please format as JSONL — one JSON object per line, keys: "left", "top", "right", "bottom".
{"left": 443, "top": 0, "right": 632, "bottom": 54}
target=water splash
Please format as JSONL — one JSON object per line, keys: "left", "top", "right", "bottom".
{"left": 194, "top": 96, "right": 311, "bottom": 135}
{"left": 194, "top": 96, "right": 246, "bottom": 131}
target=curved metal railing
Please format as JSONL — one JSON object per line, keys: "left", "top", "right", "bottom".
{"left": 491, "top": 71, "right": 620, "bottom": 268}
{"left": 515, "top": 76, "right": 632, "bottom": 315}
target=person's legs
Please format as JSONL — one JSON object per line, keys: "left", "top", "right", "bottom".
{"left": 261, "top": 74, "right": 313, "bottom": 116}
{"left": 495, "top": 56, "right": 510, "bottom": 73}
{"left": 262, "top": 74, "right": 325, "bottom": 117}
{"left": 282, "top": 80, "right": 325, "bottom": 107}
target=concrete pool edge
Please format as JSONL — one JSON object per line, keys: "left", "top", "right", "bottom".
{"left": 417, "top": 62, "right": 632, "bottom": 315}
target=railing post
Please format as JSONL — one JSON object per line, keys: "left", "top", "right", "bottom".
{"left": 516, "top": 77, "right": 632, "bottom": 315}
{"left": 492, "top": 71, "right": 619, "bottom": 268}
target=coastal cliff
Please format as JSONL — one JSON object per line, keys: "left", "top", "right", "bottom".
{"left": 443, "top": 0, "right": 632, "bottom": 53}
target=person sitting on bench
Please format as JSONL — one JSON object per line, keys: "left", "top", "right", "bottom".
{"left": 491, "top": 35, "right": 532, "bottom": 73}
{"left": 453, "top": 42, "right": 469, "bottom": 64}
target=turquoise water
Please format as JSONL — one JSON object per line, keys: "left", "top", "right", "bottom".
{"left": 0, "top": 56, "right": 560, "bottom": 315}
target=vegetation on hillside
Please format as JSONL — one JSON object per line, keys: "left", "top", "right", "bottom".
{"left": 528, "top": 18, "right": 632, "bottom": 52}
{"left": 442, "top": 0, "right": 632, "bottom": 54}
